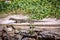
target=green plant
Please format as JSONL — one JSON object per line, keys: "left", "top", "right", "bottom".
{"left": 0, "top": 0, "right": 60, "bottom": 19}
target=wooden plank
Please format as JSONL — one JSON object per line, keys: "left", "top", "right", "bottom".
{"left": 0, "top": 23, "right": 60, "bottom": 26}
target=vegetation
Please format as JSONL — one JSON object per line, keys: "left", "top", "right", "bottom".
{"left": 0, "top": 0, "right": 60, "bottom": 19}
